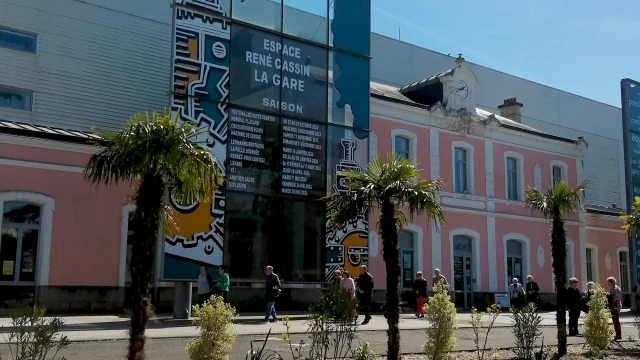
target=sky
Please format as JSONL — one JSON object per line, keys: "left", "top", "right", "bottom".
{"left": 290, "top": 0, "right": 640, "bottom": 108}
{"left": 368, "top": 0, "right": 640, "bottom": 108}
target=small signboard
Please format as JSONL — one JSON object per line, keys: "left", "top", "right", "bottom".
{"left": 495, "top": 293, "right": 511, "bottom": 309}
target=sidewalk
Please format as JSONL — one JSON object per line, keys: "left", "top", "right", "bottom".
{"left": 0, "top": 310, "right": 636, "bottom": 342}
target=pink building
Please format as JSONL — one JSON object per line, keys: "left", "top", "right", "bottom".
{"left": 365, "top": 59, "right": 629, "bottom": 308}
{"left": 0, "top": 59, "right": 630, "bottom": 311}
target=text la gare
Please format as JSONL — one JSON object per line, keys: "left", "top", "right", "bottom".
{"left": 254, "top": 70, "right": 305, "bottom": 92}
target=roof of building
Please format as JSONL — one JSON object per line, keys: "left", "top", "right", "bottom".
{"left": 370, "top": 82, "right": 580, "bottom": 144}
{"left": 584, "top": 204, "right": 626, "bottom": 216}
{"left": 0, "top": 119, "right": 100, "bottom": 144}
{"left": 398, "top": 68, "right": 456, "bottom": 94}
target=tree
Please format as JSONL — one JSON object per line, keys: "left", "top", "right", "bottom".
{"left": 84, "top": 111, "right": 223, "bottom": 360}
{"left": 523, "top": 180, "right": 586, "bottom": 356}
{"left": 621, "top": 196, "right": 640, "bottom": 236}
{"left": 328, "top": 154, "right": 445, "bottom": 360}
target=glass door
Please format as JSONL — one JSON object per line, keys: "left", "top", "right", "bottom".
{"left": 401, "top": 250, "right": 413, "bottom": 289}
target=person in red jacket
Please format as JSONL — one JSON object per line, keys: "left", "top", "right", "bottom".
{"left": 412, "top": 271, "right": 428, "bottom": 318}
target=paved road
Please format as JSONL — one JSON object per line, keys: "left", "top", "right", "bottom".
{"left": 38, "top": 325, "right": 639, "bottom": 360}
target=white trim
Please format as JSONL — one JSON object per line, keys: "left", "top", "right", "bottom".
{"left": 0, "top": 191, "right": 54, "bottom": 286}
{"left": 449, "top": 228, "right": 482, "bottom": 291}
{"left": 391, "top": 128, "right": 418, "bottom": 165}
{"left": 0, "top": 134, "right": 96, "bottom": 154}
{"left": 584, "top": 226, "right": 625, "bottom": 233}
{"left": 585, "top": 244, "right": 599, "bottom": 284}
{"left": 118, "top": 204, "right": 136, "bottom": 287}
{"left": 485, "top": 139, "right": 494, "bottom": 199}
{"left": 567, "top": 240, "right": 575, "bottom": 279}
{"left": 550, "top": 160, "right": 569, "bottom": 185}
{"left": 533, "top": 163, "right": 542, "bottom": 191}
{"left": 579, "top": 212, "right": 587, "bottom": 286}
{"left": 441, "top": 196, "right": 485, "bottom": 210}
{"left": 451, "top": 141, "right": 475, "bottom": 195}
{"left": 617, "top": 246, "right": 631, "bottom": 293}
{"left": 487, "top": 215, "right": 497, "bottom": 291}
{"left": 502, "top": 233, "right": 531, "bottom": 290}
{"left": 369, "top": 132, "right": 378, "bottom": 162}
{"left": 442, "top": 204, "right": 582, "bottom": 226}
{"left": 402, "top": 223, "right": 424, "bottom": 283}
{"left": 504, "top": 151, "right": 525, "bottom": 201}
{"left": 430, "top": 129, "right": 440, "bottom": 179}
{"left": 431, "top": 223, "right": 441, "bottom": 272}
{"left": 0, "top": 158, "right": 84, "bottom": 173}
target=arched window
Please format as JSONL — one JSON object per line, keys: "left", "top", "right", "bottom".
{"left": 1, "top": 201, "right": 41, "bottom": 283}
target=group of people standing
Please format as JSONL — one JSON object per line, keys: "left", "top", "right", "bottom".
{"left": 509, "top": 275, "right": 623, "bottom": 340}
{"left": 196, "top": 265, "right": 230, "bottom": 305}
{"left": 332, "top": 265, "right": 374, "bottom": 325}
{"left": 411, "top": 269, "right": 449, "bottom": 317}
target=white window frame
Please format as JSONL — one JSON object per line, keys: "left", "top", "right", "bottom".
{"left": 391, "top": 129, "right": 417, "bottom": 165}
{"left": 503, "top": 151, "right": 524, "bottom": 201}
{"left": 0, "top": 26, "right": 38, "bottom": 53}
{"left": 449, "top": 228, "right": 482, "bottom": 291}
{"left": 451, "top": 141, "right": 475, "bottom": 195}
{"left": 502, "top": 233, "right": 530, "bottom": 290}
{"left": 0, "top": 85, "right": 34, "bottom": 112}
{"left": 585, "top": 244, "right": 599, "bottom": 284}
{"left": 550, "top": 160, "right": 568, "bottom": 185}
{"left": 118, "top": 203, "right": 136, "bottom": 287}
{"left": 617, "top": 246, "right": 631, "bottom": 293}
{"left": 399, "top": 223, "right": 423, "bottom": 290}
{"left": 0, "top": 192, "right": 54, "bottom": 287}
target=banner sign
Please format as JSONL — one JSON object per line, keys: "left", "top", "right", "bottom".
{"left": 622, "top": 78, "right": 640, "bottom": 283}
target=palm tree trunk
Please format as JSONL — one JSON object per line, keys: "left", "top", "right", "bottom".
{"left": 128, "top": 173, "right": 164, "bottom": 360}
{"left": 551, "top": 216, "right": 568, "bottom": 356}
{"left": 379, "top": 200, "right": 400, "bottom": 360}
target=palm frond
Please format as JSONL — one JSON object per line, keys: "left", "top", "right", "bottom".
{"left": 621, "top": 196, "right": 640, "bottom": 235}
{"left": 328, "top": 153, "right": 445, "bottom": 232}
{"left": 524, "top": 180, "right": 587, "bottom": 220}
{"left": 84, "top": 110, "right": 223, "bottom": 205}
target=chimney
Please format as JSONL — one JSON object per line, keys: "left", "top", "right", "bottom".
{"left": 497, "top": 97, "right": 523, "bottom": 123}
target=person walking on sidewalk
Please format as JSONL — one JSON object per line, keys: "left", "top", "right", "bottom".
{"left": 607, "top": 277, "right": 623, "bottom": 340}
{"left": 526, "top": 275, "right": 540, "bottom": 307}
{"left": 567, "top": 277, "right": 582, "bottom": 336}
{"left": 356, "top": 265, "right": 373, "bottom": 325}
{"left": 340, "top": 270, "right": 356, "bottom": 299}
{"left": 264, "top": 266, "right": 281, "bottom": 323}
{"left": 413, "top": 271, "right": 428, "bottom": 318}
{"left": 432, "top": 269, "right": 448, "bottom": 289}
{"left": 197, "top": 266, "right": 214, "bottom": 306}
{"left": 215, "top": 265, "right": 230, "bottom": 302}
{"left": 509, "top": 278, "right": 525, "bottom": 310}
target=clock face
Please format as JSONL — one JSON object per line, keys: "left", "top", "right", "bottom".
{"left": 455, "top": 80, "right": 469, "bottom": 100}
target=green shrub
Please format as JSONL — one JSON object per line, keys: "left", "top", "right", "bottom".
{"left": 0, "top": 306, "right": 70, "bottom": 360}
{"left": 583, "top": 284, "right": 613, "bottom": 355}
{"left": 187, "top": 296, "right": 237, "bottom": 360}
{"left": 510, "top": 302, "right": 542, "bottom": 360}
{"left": 469, "top": 304, "right": 500, "bottom": 360}
{"left": 423, "top": 282, "right": 457, "bottom": 360}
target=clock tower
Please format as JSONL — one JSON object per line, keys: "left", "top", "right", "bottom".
{"left": 398, "top": 54, "right": 480, "bottom": 115}
{"left": 441, "top": 54, "right": 479, "bottom": 114}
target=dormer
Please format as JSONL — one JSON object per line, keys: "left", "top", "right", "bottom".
{"left": 398, "top": 54, "right": 480, "bottom": 114}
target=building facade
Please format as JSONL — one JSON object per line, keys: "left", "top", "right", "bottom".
{"left": 0, "top": 0, "right": 632, "bottom": 311}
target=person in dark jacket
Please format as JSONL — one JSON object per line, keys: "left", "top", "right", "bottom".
{"left": 413, "top": 271, "right": 428, "bottom": 318}
{"left": 264, "top": 265, "right": 281, "bottom": 323}
{"left": 355, "top": 265, "right": 374, "bottom": 325}
{"left": 583, "top": 281, "right": 594, "bottom": 313}
{"left": 567, "top": 277, "right": 582, "bottom": 336}
{"left": 526, "top": 275, "right": 540, "bottom": 307}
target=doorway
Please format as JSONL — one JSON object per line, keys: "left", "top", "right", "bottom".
{"left": 505, "top": 240, "right": 523, "bottom": 286}
{"left": 452, "top": 235, "right": 475, "bottom": 309}
{"left": 399, "top": 231, "right": 414, "bottom": 290}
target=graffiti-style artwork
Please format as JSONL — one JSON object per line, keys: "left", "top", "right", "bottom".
{"left": 325, "top": 139, "right": 369, "bottom": 281}
{"left": 165, "top": 0, "right": 230, "bottom": 268}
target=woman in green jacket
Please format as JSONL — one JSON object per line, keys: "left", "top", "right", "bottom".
{"left": 216, "top": 265, "right": 230, "bottom": 302}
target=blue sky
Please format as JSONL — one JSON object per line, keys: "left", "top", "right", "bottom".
{"left": 291, "top": 0, "right": 640, "bottom": 107}
{"left": 369, "top": 0, "right": 640, "bottom": 108}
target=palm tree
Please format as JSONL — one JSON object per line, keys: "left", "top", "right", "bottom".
{"left": 621, "top": 196, "right": 640, "bottom": 236}
{"left": 523, "top": 180, "right": 586, "bottom": 356}
{"left": 84, "top": 111, "right": 223, "bottom": 360}
{"left": 328, "top": 154, "right": 445, "bottom": 360}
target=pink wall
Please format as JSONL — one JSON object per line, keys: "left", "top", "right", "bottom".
{"left": 0, "top": 144, "right": 130, "bottom": 286}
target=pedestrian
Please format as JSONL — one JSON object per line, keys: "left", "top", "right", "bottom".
{"left": 526, "top": 275, "right": 540, "bottom": 306}
{"left": 567, "top": 277, "right": 582, "bottom": 336}
{"left": 197, "top": 266, "right": 214, "bottom": 306}
{"left": 583, "top": 281, "right": 594, "bottom": 313}
{"left": 355, "top": 264, "right": 373, "bottom": 325}
{"left": 607, "top": 277, "right": 623, "bottom": 340}
{"left": 215, "top": 265, "right": 229, "bottom": 302}
{"left": 340, "top": 270, "right": 356, "bottom": 298}
{"left": 264, "top": 265, "right": 281, "bottom": 323}
{"left": 413, "top": 271, "right": 428, "bottom": 318}
{"left": 332, "top": 269, "right": 342, "bottom": 287}
{"left": 509, "top": 278, "right": 525, "bottom": 310}
{"left": 432, "top": 268, "right": 448, "bottom": 288}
